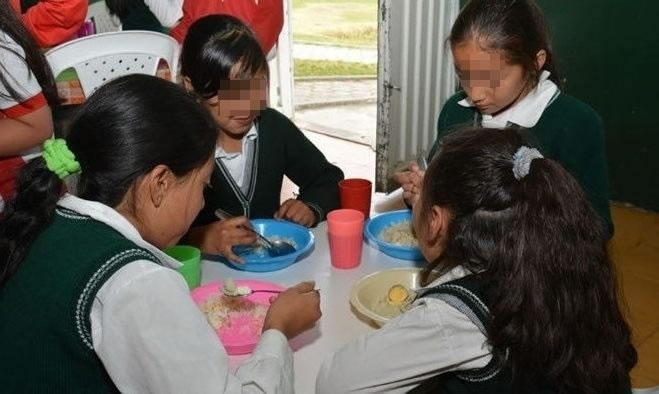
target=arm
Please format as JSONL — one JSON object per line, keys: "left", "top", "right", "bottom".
{"left": 250, "top": 0, "right": 284, "bottom": 55}
{"left": 0, "top": 103, "right": 53, "bottom": 156}
{"left": 91, "top": 260, "right": 294, "bottom": 393}
{"left": 316, "top": 300, "right": 490, "bottom": 394}
{"left": 21, "top": 0, "right": 88, "bottom": 47}
{"left": 280, "top": 116, "right": 344, "bottom": 224}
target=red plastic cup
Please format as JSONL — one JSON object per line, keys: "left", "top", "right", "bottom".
{"left": 339, "top": 178, "right": 372, "bottom": 218}
{"left": 327, "top": 209, "right": 365, "bottom": 269}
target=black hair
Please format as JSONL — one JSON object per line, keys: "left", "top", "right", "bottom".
{"left": 0, "top": 0, "right": 60, "bottom": 106}
{"left": 181, "top": 14, "right": 269, "bottom": 100}
{"left": 420, "top": 128, "right": 635, "bottom": 393}
{"left": 0, "top": 74, "right": 218, "bottom": 287}
{"left": 450, "top": 0, "right": 562, "bottom": 89}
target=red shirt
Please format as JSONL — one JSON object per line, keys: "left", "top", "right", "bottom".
{"left": 170, "top": 0, "right": 283, "bottom": 55}
{"left": 10, "top": 0, "right": 88, "bottom": 47}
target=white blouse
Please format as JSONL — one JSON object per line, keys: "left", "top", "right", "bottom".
{"left": 143, "top": 0, "right": 184, "bottom": 28}
{"left": 316, "top": 266, "right": 491, "bottom": 394}
{"left": 57, "top": 195, "right": 293, "bottom": 393}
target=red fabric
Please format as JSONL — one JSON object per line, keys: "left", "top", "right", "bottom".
{"left": 0, "top": 92, "right": 47, "bottom": 119}
{"left": 0, "top": 156, "right": 27, "bottom": 203}
{"left": 10, "top": 0, "right": 88, "bottom": 47}
{"left": 170, "top": 0, "right": 284, "bottom": 55}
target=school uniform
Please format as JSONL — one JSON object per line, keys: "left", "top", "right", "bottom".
{"left": 429, "top": 71, "right": 613, "bottom": 236}
{"left": 11, "top": 0, "right": 88, "bottom": 47}
{"left": 0, "top": 194, "right": 294, "bottom": 393}
{"left": 170, "top": 0, "right": 283, "bottom": 55}
{"left": 0, "top": 30, "right": 51, "bottom": 211}
{"left": 194, "top": 107, "right": 344, "bottom": 227}
{"left": 316, "top": 266, "right": 491, "bottom": 393}
{"left": 317, "top": 265, "right": 632, "bottom": 393}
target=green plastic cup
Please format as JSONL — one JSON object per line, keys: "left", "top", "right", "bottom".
{"left": 164, "top": 245, "right": 201, "bottom": 289}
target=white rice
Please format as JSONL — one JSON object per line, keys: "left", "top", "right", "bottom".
{"left": 201, "top": 294, "right": 268, "bottom": 331}
{"left": 378, "top": 220, "right": 418, "bottom": 247}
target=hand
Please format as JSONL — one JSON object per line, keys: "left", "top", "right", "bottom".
{"left": 274, "top": 199, "right": 316, "bottom": 227}
{"left": 393, "top": 162, "right": 425, "bottom": 207}
{"left": 186, "top": 217, "right": 256, "bottom": 263}
{"left": 263, "top": 281, "right": 321, "bottom": 339}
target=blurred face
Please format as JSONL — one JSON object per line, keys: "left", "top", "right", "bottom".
{"left": 452, "top": 40, "right": 529, "bottom": 115}
{"left": 204, "top": 65, "right": 268, "bottom": 138}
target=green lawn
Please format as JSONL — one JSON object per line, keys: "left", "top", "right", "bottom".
{"left": 294, "top": 59, "right": 377, "bottom": 77}
{"left": 291, "top": 0, "right": 377, "bottom": 47}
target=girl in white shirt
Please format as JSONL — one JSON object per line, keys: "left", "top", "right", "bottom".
{"left": 317, "top": 128, "right": 635, "bottom": 393}
{"left": 0, "top": 74, "right": 320, "bottom": 393}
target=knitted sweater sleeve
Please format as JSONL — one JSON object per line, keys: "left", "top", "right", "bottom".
{"left": 277, "top": 112, "right": 344, "bottom": 224}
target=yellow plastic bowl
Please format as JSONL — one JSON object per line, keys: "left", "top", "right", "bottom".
{"left": 350, "top": 268, "right": 425, "bottom": 327}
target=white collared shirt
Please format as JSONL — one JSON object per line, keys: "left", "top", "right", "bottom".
{"left": 143, "top": 0, "right": 184, "bottom": 28}
{"left": 56, "top": 194, "right": 293, "bottom": 394}
{"left": 216, "top": 124, "right": 258, "bottom": 188}
{"left": 458, "top": 70, "right": 560, "bottom": 129}
{"left": 316, "top": 266, "right": 491, "bottom": 394}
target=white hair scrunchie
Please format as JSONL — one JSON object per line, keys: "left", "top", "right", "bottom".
{"left": 512, "top": 146, "right": 543, "bottom": 180}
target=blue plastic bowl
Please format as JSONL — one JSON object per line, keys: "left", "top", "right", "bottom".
{"left": 207, "top": 219, "right": 314, "bottom": 272}
{"left": 364, "top": 210, "right": 424, "bottom": 261}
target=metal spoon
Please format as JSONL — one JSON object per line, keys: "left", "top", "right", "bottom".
{"left": 214, "top": 208, "right": 297, "bottom": 257}
{"left": 221, "top": 278, "right": 283, "bottom": 297}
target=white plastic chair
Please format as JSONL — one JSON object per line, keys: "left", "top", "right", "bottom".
{"left": 86, "top": 1, "right": 122, "bottom": 33}
{"left": 45, "top": 31, "right": 179, "bottom": 97}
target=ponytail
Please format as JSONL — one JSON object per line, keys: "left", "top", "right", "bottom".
{"left": 0, "top": 158, "right": 63, "bottom": 287}
{"left": 420, "top": 127, "right": 635, "bottom": 393}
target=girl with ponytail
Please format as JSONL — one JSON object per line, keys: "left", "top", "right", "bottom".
{"left": 0, "top": 74, "right": 321, "bottom": 393}
{"left": 318, "top": 127, "right": 636, "bottom": 394}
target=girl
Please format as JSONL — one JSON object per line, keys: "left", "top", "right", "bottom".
{"left": 0, "top": 0, "right": 59, "bottom": 211}
{"left": 181, "top": 15, "right": 344, "bottom": 262}
{"left": 395, "top": 0, "right": 613, "bottom": 235}
{"left": 0, "top": 75, "right": 321, "bottom": 393}
{"left": 317, "top": 128, "right": 636, "bottom": 394}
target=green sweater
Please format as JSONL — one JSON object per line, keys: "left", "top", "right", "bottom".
{"left": 429, "top": 91, "right": 613, "bottom": 236}
{"left": 0, "top": 208, "right": 160, "bottom": 393}
{"left": 194, "top": 107, "right": 344, "bottom": 227}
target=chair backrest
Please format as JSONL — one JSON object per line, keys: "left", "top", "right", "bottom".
{"left": 86, "top": 1, "right": 121, "bottom": 33}
{"left": 45, "top": 31, "right": 179, "bottom": 97}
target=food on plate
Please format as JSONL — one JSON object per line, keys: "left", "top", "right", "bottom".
{"left": 371, "top": 284, "right": 414, "bottom": 320}
{"left": 245, "top": 236, "right": 297, "bottom": 256}
{"left": 387, "top": 284, "right": 410, "bottom": 305}
{"left": 200, "top": 292, "right": 268, "bottom": 336}
{"left": 378, "top": 220, "right": 418, "bottom": 247}
{"left": 222, "top": 278, "right": 251, "bottom": 296}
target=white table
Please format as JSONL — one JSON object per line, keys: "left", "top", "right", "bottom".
{"left": 201, "top": 222, "right": 422, "bottom": 393}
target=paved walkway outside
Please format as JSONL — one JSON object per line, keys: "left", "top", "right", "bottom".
{"left": 293, "top": 43, "right": 377, "bottom": 64}
{"left": 292, "top": 77, "right": 377, "bottom": 150}
{"left": 294, "top": 78, "right": 376, "bottom": 108}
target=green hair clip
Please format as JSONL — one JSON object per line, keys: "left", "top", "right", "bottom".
{"left": 42, "top": 139, "right": 81, "bottom": 179}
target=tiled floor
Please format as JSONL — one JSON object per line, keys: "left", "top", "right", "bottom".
{"left": 610, "top": 204, "right": 659, "bottom": 388}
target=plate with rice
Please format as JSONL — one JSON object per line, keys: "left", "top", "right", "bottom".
{"left": 364, "top": 210, "right": 424, "bottom": 261}
{"left": 191, "top": 279, "right": 284, "bottom": 355}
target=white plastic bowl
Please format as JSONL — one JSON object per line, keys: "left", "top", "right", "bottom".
{"left": 350, "top": 268, "right": 425, "bottom": 326}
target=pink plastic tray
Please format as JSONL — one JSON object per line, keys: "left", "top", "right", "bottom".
{"left": 191, "top": 280, "right": 284, "bottom": 355}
